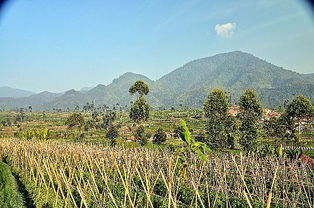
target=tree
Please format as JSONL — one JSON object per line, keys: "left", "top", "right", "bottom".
{"left": 135, "top": 125, "right": 147, "bottom": 146}
{"left": 102, "top": 111, "right": 116, "bottom": 129}
{"left": 238, "top": 89, "right": 263, "bottom": 151}
{"left": 129, "top": 80, "right": 149, "bottom": 96}
{"left": 203, "top": 89, "right": 236, "bottom": 149}
{"left": 129, "top": 97, "right": 150, "bottom": 123}
{"left": 153, "top": 128, "right": 166, "bottom": 144}
{"left": 65, "top": 113, "right": 85, "bottom": 130}
{"left": 106, "top": 124, "right": 119, "bottom": 147}
{"left": 129, "top": 80, "right": 150, "bottom": 123}
{"left": 263, "top": 117, "right": 286, "bottom": 139}
{"left": 284, "top": 95, "right": 314, "bottom": 138}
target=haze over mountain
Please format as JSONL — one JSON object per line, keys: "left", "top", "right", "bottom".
{"left": 80, "top": 87, "right": 94, "bottom": 92}
{"left": 0, "top": 51, "right": 313, "bottom": 111}
{"left": 0, "top": 87, "right": 35, "bottom": 98}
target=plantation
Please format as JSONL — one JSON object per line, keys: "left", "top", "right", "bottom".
{"left": 0, "top": 138, "right": 313, "bottom": 207}
{"left": 0, "top": 85, "right": 313, "bottom": 207}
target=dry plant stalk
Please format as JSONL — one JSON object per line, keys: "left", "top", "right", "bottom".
{"left": 0, "top": 138, "right": 312, "bottom": 207}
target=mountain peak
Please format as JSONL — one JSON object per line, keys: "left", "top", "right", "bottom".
{"left": 112, "top": 72, "right": 153, "bottom": 84}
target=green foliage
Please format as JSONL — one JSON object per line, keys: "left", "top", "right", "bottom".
{"left": 262, "top": 117, "right": 286, "bottom": 139}
{"left": 177, "top": 120, "right": 209, "bottom": 162}
{"left": 102, "top": 111, "right": 116, "bottom": 129}
{"left": 135, "top": 125, "right": 147, "bottom": 146}
{"left": 204, "top": 89, "right": 237, "bottom": 149}
{"left": 204, "top": 89, "right": 228, "bottom": 117}
{"left": 285, "top": 95, "right": 314, "bottom": 137}
{"left": 17, "top": 128, "right": 50, "bottom": 140}
{"left": 285, "top": 95, "right": 314, "bottom": 119}
{"left": 253, "top": 143, "right": 283, "bottom": 158}
{"left": 285, "top": 146, "right": 303, "bottom": 160}
{"left": 65, "top": 113, "right": 85, "bottom": 130}
{"left": 129, "top": 97, "right": 150, "bottom": 123}
{"left": 129, "top": 80, "right": 150, "bottom": 124}
{"left": 129, "top": 80, "right": 149, "bottom": 96}
{"left": 239, "top": 89, "right": 262, "bottom": 151}
{"left": 0, "top": 162, "right": 25, "bottom": 208}
{"left": 152, "top": 128, "right": 166, "bottom": 145}
{"left": 106, "top": 125, "right": 119, "bottom": 147}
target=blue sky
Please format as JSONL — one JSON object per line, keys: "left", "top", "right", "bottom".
{"left": 0, "top": 0, "right": 313, "bottom": 92}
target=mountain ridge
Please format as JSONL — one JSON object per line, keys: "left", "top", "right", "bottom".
{"left": 0, "top": 51, "right": 313, "bottom": 110}
{"left": 0, "top": 86, "right": 35, "bottom": 98}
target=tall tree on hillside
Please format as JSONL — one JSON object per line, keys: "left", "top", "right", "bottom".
{"left": 129, "top": 80, "right": 149, "bottom": 96}
{"left": 102, "top": 111, "right": 116, "bottom": 129}
{"left": 135, "top": 125, "right": 147, "bottom": 146}
{"left": 106, "top": 124, "right": 119, "bottom": 147}
{"left": 129, "top": 80, "right": 150, "bottom": 123}
{"left": 203, "top": 89, "right": 236, "bottom": 149}
{"left": 283, "top": 95, "right": 314, "bottom": 140}
{"left": 238, "top": 89, "right": 263, "bottom": 151}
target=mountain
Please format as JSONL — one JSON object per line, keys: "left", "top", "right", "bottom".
{"left": 80, "top": 87, "right": 94, "bottom": 92}
{"left": 0, "top": 91, "right": 61, "bottom": 110}
{"left": 156, "top": 51, "right": 314, "bottom": 107}
{"left": 0, "top": 51, "right": 313, "bottom": 110}
{"left": 85, "top": 72, "right": 162, "bottom": 107}
{"left": 0, "top": 86, "right": 35, "bottom": 98}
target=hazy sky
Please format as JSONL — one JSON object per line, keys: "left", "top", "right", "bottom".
{"left": 0, "top": 0, "right": 313, "bottom": 93}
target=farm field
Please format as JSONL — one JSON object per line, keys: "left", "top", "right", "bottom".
{"left": 1, "top": 1, "right": 314, "bottom": 207}
{"left": 0, "top": 104, "right": 313, "bottom": 208}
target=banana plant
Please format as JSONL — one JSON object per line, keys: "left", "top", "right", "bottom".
{"left": 174, "top": 120, "right": 210, "bottom": 180}
{"left": 177, "top": 119, "right": 210, "bottom": 162}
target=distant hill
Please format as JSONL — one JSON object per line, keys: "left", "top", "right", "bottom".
{"left": 0, "top": 87, "right": 35, "bottom": 98}
{"left": 156, "top": 51, "right": 314, "bottom": 107}
{"left": 0, "top": 51, "right": 313, "bottom": 110}
{"left": 80, "top": 87, "right": 94, "bottom": 92}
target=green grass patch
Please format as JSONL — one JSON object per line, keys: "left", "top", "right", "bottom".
{"left": 0, "top": 161, "right": 25, "bottom": 208}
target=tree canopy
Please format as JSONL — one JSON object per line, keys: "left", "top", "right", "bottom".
{"left": 65, "top": 113, "right": 85, "bottom": 130}
{"left": 129, "top": 80, "right": 149, "bottom": 96}
{"left": 129, "top": 80, "right": 150, "bottom": 123}
{"left": 203, "top": 89, "right": 236, "bottom": 149}
{"left": 285, "top": 95, "right": 314, "bottom": 120}
{"left": 238, "top": 89, "right": 262, "bottom": 151}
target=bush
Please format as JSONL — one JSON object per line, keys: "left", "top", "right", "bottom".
{"left": 65, "top": 113, "right": 85, "bottom": 130}
{"left": 153, "top": 128, "right": 166, "bottom": 144}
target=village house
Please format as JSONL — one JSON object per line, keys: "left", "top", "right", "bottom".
{"left": 228, "top": 105, "right": 239, "bottom": 116}
{"left": 165, "top": 131, "right": 174, "bottom": 139}
{"left": 125, "top": 136, "right": 136, "bottom": 142}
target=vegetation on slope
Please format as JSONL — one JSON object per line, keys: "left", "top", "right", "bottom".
{"left": 0, "top": 51, "right": 313, "bottom": 110}
{"left": 0, "top": 161, "right": 25, "bottom": 208}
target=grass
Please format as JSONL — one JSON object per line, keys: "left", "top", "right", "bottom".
{"left": 0, "top": 161, "right": 25, "bottom": 208}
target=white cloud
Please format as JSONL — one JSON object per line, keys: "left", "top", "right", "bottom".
{"left": 214, "top": 23, "right": 236, "bottom": 38}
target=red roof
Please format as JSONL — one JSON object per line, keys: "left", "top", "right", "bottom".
{"left": 126, "top": 136, "right": 136, "bottom": 140}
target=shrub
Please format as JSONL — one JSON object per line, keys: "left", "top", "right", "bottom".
{"left": 153, "top": 128, "right": 166, "bottom": 144}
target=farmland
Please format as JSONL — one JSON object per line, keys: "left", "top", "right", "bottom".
{"left": 1, "top": 0, "right": 314, "bottom": 207}
{"left": 0, "top": 101, "right": 313, "bottom": 207}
